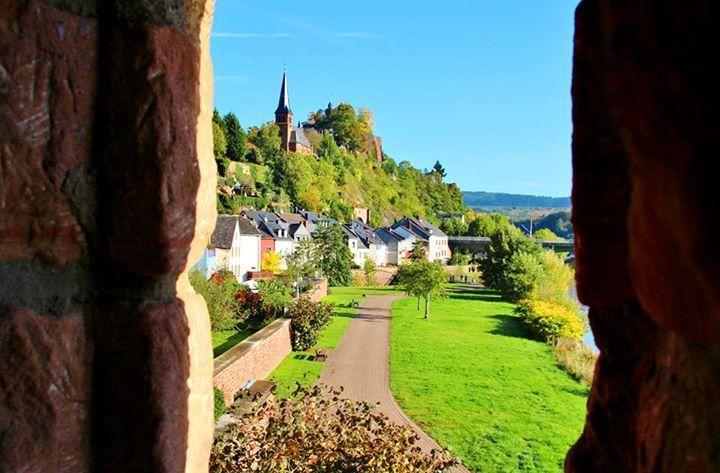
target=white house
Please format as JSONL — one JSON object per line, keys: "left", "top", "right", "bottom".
{"left": 343, "top": 225, "right": 370, "bottom": 267}
{"left": 377, "top": 227, "right": 418, "bottom": 265}
{"left": 390, "top": 217, "right": 451, "bottom": 263}
{"left": 210, "top": 215, "right": 262, "bottom": 282}
{"left": 350, "top": 221, "right": 388, "bottom": 267}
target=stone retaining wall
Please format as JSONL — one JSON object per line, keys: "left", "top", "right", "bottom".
{"left": 352, "top": 266, "right": 398, "bottom": 286}
{"left": 305, "top": 278, "right": 328, "bottom": 302}
{"left": 213, "top": 319, "right": 292, "bottom": 405}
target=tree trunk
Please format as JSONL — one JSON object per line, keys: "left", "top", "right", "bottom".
{"left": 417, "top": 297, "right": 421, "bottom": 310}
{"left": 424, "top": 297, "right": 430, "bottom": 319}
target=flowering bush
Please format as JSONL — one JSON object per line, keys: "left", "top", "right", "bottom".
{"left": 287, "top": 297, "right": 334, "bottom": 351}
{"left": 190, "top": 269, "right": 240, "bottom": 331}
{"left": 515, "top": 299, "right": 584, "bottom": 341}
{"left": 210, "top": 385, "right": 458, "bottom": 472}
{"left": 234, "top": 288, "right": 264, "bottom": 325}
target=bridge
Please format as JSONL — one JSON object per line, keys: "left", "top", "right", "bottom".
{"left": 448, "top": 236, "right": 574, "bottom": 255}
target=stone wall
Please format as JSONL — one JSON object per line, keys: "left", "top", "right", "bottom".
{"left": 567, "top": 1, "right": 720, "bottom": 471}
{"left": 351, "top": 267, "right": 397, "bottom": 286}
{"left": 213, "top": 319, "right": 292, "bottom": 405}
{"left": 0, "top": 1, "right": 216, "bottom": 471}
{"left": 305, "top": 278, "right": 328, "bottom": 302}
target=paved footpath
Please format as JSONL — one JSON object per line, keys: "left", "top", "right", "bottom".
{"left": 317, "top": 295, "right": 470, "bottom": 472}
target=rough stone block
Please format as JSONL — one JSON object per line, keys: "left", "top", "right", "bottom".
{"left": 0, "top": 307, "right": 90, "bottom": 472}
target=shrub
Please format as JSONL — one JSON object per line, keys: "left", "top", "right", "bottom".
{"left": 531, "top": 251, "right": 576, "bottom": 306}
{"left": 503, "top": 251, "right": 544, "bottom": 302}
{"left": 190, "top": 269, "right": 240, "bottom": 331}
{"left": 351, "top": 272, "right": 365, "bottom": 287}
{"left": 213, "top": 387, "right": 227, "bottom": 421}
{"left": 516, "top": 299, "right": 584, "bottom": 341}
{"left": 552, "top": 338, "right": 597, "bottom": 385}
{"left": 287, "top": 297, "right": 334, "bottom": 351}
{"left": 210, "top": 385, "right": 458, "bottom": 472}
{"left": 258, "top": 279, "right": 291, "bottom": 321}
{"left": 235, "top": 288, "right": 264, "bottom": 325}
{"left": 363, "top": 257, "right": 377, "bottom": 286}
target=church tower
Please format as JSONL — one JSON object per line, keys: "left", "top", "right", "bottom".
{"left": 274, "top": 71, "right": 293, "bottom": 152}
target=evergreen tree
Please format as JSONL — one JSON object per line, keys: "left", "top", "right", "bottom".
{"left": 430, "top": 161, "right": 447, "bottom": 183}
{"left": 223, "top": 113, "right": 247, "bottom": 161}
{"left": 213, "top": 108, "right": 227, "bottom": 134}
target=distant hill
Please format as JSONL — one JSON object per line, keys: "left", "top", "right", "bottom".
{"left": 463, "top": 191, "right": 571, "bottom": 209}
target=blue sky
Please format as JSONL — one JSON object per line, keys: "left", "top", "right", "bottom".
{"left": 211, "top": 0, "right": 579, "bottom": 197}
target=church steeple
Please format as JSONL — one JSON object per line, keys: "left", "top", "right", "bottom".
{"left": 275, "top": 70, "right": 293, "bottom": 151}
{"left": 275, "top": 70, "right": 292, "bottom": 116}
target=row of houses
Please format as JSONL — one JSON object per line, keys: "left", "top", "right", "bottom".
{"left": 194, "top": 211, "right": 451, "bottom": 283}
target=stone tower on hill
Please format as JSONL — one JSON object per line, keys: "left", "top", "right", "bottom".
{"left": 274, "top": 71, "right": 313, "bottom": 155}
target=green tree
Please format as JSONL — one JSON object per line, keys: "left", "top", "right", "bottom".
{"left": 324, "top": 103, "right": 370, "bottom": 151}
{"left": 410, "top": 240, "right": 427, "bottom": 261}
{"left": 363, "top": 257, "right": 377, "bottom": 287}
{"left": 285, "top": 238, "right": 318, "bottom": 297}
{"left": 213, "top": 108, "right": 226, "bottom": 134}
{"left": 480, "top": 221, "right": 542, "bottom": 300}
{"left": 398, "top": 260, "right": 447, "bottom": 319}
{"left": 468, "top": 213, "right": 508, "bottom": 237}
{"left": 439, "top": 218, "right": 468, "bottom": 236}
{"left": 212, "top": 122, "right": 229, "bottom": 176}
{"left": 431, "top": 161, "right": 447, "bottom": 182}
{"left": 503, "top": 251, "right": 545, "bottom": 302}
{"left": 533, "top": 228, "right": 561, "bottom": 241}
{"left": 223, "top": 113, "right": 247, "bottom": 162}
{"left": 313, "top": 224, "right": 353, "bottom": 286}
{"left": 247, "top": 122, "right": 281, "bottom": 164}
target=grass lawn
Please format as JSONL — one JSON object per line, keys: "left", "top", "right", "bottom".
{"left": 211, "top": 327, "right": 256, "bottom": 358}
{"left": 390, "top": 285, "right": 588, "bottom": 472}
{"left": 269, "top": 286, "right": 403, "bottom": 397}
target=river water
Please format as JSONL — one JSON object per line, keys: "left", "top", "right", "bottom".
{"left": 570, "top": 285, "right": 599, "bottom": 353}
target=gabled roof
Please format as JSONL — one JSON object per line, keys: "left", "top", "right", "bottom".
{"left": 279, "top": 213, "right": 306, "bottom": 224}
{"left": 376, "top": 227, "right": 402, "bottom": 244}
{"left": 298, "top": 210, "right": 319, "bottom": 222}
{"left": 350, "top": 221, "right": 386, "bottom": 247}
{"left": 210, "top": 215, "right": 238, "bottom": 249}
{"left": 237, "top": 217, "right": 261, "bottom": 236}
{"left": 290, "top": 127, "right": 311, "bottom": 148}
{"left": 387, "top": 225, "right": 419, "bottom": 242}
{"left": 245, "top": 210, "right": 281, "bottom": 225}
{"left": 417, "top": 218, "right": 447, "bottom": 237}
{"left": 264, "top": 220, "right": 293, "bottom": 241}
{"left": 289, "top": 222, "right": 311, "bottom": 238}
{"left": 342, "top": 225, "right": 369, "bottom": 250}
{"left": 391, "top": 216, "right": 447, "bottom": 241}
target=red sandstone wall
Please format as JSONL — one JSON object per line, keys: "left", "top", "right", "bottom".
{"left": 305, "top": 278, "right": 329, "bottom": 302}
{"left": 0, "top": 1, "right": 215, "bottom": 471}
{"left": 213, "top": 319, "right": 292, "bottom": 405}
{"left": 567, "top": 1, "right": 720, "bottom": 471}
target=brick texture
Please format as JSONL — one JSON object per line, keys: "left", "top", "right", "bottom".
{"left": 213, "top": 319, "right": 292, "bottom": 405}
{"left": 305, "top": 278, "right": 328, "bottom": 302}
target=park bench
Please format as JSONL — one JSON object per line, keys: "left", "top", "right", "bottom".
{"left": 231, "top": 380, "right": 276, "bottom": 415}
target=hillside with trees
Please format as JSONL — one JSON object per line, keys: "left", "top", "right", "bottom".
{"left": 463, "top": 191, "right": 570, "bottom": 209}
{"left": 212, "top": 104, "right": 465, "bottom": 226}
